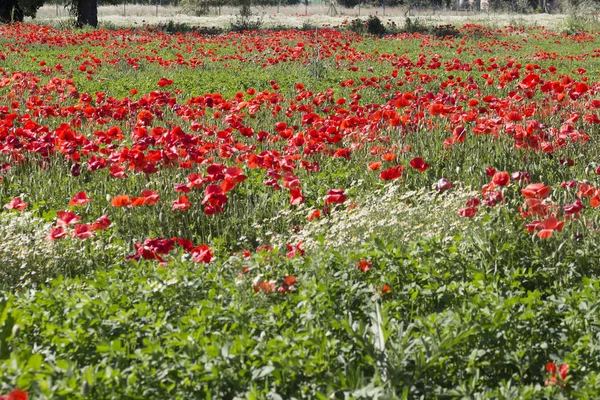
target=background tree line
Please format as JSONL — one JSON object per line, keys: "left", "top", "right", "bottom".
{"left": 0, "top": 0, "right": 581, "bottom": 30}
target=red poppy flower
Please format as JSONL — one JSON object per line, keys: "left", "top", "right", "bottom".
{"left": 278, "top": 275, "right": 297, "bottom": 293}
{"left": 4, "top": 198, "right": 27, "bottom": 210}
{"left": 529, "top": 216, "right": 564, "bottom": 239}
{"left": 564, "top": 199, "right": 584, "bottom": 215}
{"left": 172, "top": 196, "right": 191, "bottom": 211}
{"left": 191, "top": 245, "right": 214, "bottom": 263}
{"left": 91, "top": 214, "right": 111, "bottom": 231}
{"left": 356, "top": 259, "right": 372, "bottom": 272}
{"left": 307, "top": 209, "right": 321, "bottom": 220}
{"left": 109, "top": 165, "right": 127, "bottom": 179}
{"left": 511, "top": 171, "right": 531, "bottom": 183}
{"left": 157, "top": 78, "right": 173, "bottom": 87}
{"left": 545, "top": 362, "right": 569, "bottom": 386}
{"left": 368, "top": 161, "right": 382, "bottom": 171}
{"left": 465, "top": 197, "right": 481, "bottom": 207}
{"left": 283, "top": 172, "right": 301, "bottom": 189}
{"left": 578, "top": 183, "right": 596, "bottom": 198}
{"left": 409, "top": 157, "right": 431, "bottom": 172}
{"left": 453, "top": 125, "right": 466, "bottom": 143}
{"left": 69, "top": 191, "right": 91, "bottom": 207}
{"left": 484, "top": 191, "right": 503, "bottom": 207}
{"left": 380, "top": 166, "right": 403, "bottom": 181}
{"left": 45, "top": 227, "right": 68, "bottom": 241}
{"left": 111, "top": 195, "right": 131, "bottom": 207}
{"left": 485, "top": 167, "right": 496, "bottom": 177}
{"left": 522, "top": 183, "right": 551, "bottom": 199}
{"left": 56, "top": 211, "right": 81, "bottom": 226}
{"left": 0, "top": 389, "right": 28, "bottom": 400}
{"left": 73, "top": 224, "right": 94, "bottom": 239}
{"left": 591, "top": 190, "right": 600, "bottom": 208}
{"left": 202, "top": 184, "right": 228, "bottom": 214}
{"left": 289, "top": 187, "right": 305, "bottom": 205}
{"left": 174, "top": 183, "right": 192, "bottom": 193}
{"left": 132, "top": 238, "right": 175, "bottom": 262}
{"left": 458, "top": 207, "right": 478, "bottom": 218}
{"left": 130, "top": 197, "right": 146, "bottom": 207}
{"left": 137, "top": 110, "right": 154, "bottom": 126}
{"left": 253, "top": 280, "right": 276, "bottom": 294}
{"left": 140, "top": 189, "right": 160, "bottom": 206}
{"left": 492, "top": 171, "right": 510, "bottom": 187}
{"left": 324, "top": 189, "right": 347, "bottom": 214}
{"left": 286, "top": 242, "right": 305, "bottom": 258}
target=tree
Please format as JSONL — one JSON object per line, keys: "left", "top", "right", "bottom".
{"left": 0, "top": 0, "right": 98, "bottom": 27}
{"left": 0, "top": 0, "right": 24, "bottom": 23}
{"left": 76, "top": 0, "right": 98, "bottom": 27}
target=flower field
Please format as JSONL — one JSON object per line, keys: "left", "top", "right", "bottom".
{"left": 2, "top": 22, "right": 600, "bottom": 398}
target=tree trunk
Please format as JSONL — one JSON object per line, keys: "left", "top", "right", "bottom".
{"left": 0, "top": 0, "right": 24, "bottom": 23}
{"left": 77, "top": 0, "right": 98, "bottom": 28}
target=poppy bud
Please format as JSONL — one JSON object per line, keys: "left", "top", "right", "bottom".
{"left": 485, "top": 167, "right": 496, "bottom": 177}
{"left": 71, "top": 163, "right": 81, "bottom": 177}
{"left": 12, "top": 324, "right": 20, "bottom": 338}
{"left": 437, "top": 178, "right": 452, "bottom": 192}
{"left": 82, "top": 380, "right": 91, "bottom": 396}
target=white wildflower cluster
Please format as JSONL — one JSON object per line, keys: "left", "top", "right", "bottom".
{"left": 281, "top": 183, "right": 479, "bottom": 250}
{"left": 0, "top": 211, "right": 128, "bottom": 288}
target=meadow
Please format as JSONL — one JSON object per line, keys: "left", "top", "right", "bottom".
{"left": 1, "top": 20, "right": 600, "bottom": 398}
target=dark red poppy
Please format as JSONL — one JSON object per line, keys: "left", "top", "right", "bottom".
{"left": 157, "top": 78, "right": 173, "bottom": 87}
{"left": 437, "top": 178, "right": 452, "bottom": 192}
{"left": 485, "top": 167, "right": 496, "bottom": 177}
{"left": 453, "top": 125, "right": 466, "bottom": 143}
{"left": 409, "top": 157, "right": 430, "bottom": 172}
{"left": 458, "top": 207, "right": 478, "bottom": 218}
{"left": 380, "top": 166, "right": 403, "bottom": 181}
{"left": 564, "top": 199, "right": 584, "bottom": 215}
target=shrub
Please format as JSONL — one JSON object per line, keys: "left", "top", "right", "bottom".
{"left": 366, "top": 15, "right": 387, "bottom": 36}
{"left": 402, "top": 17, "right": 429, "bottom": 34}
{"left": 432, "top": 24, "right": 460, "bottom": 38}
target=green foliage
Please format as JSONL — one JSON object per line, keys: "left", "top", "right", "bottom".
{"left": 432, "top": 23, "right": 460, "bottom": 38}
{"left": 344, "top": 15, "right": 389, "bottom": 36}
{"left": 15, "top": 0, "right": 44, "bottom": 18}
{"left": 366, "top": 15, "right": 386, "bottom": 36}
{"left": 0, "top": 298, "right": 17, "bottom": 361}
{"left": 402, "top": 17, "right": 429, "bottom": 34}
{"left": 2, "top": 226, "right": 600, "bottom": 397}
